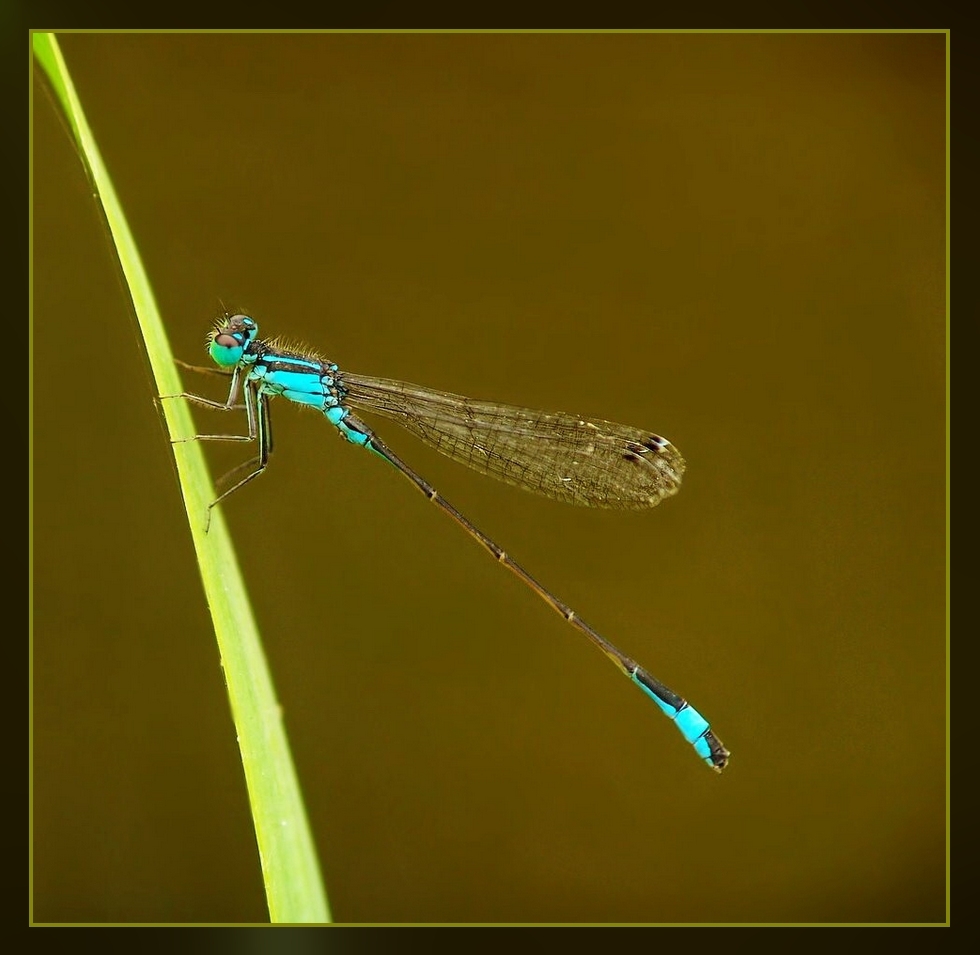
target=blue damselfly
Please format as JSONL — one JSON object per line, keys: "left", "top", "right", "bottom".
{"left": 173, "top": 314, "right": 729, "bottom": 771}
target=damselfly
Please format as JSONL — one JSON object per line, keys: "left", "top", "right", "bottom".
{"left": 173, "top": 314, "right": 729, "bottom": 771}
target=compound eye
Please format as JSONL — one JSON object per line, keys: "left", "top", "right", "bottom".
{"left": 209, "top": 331, "right": 245, "bottom": 368}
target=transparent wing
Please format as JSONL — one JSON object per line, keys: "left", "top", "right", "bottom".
{"left": 341, "top": 373, "right": 685, "bottom": 509}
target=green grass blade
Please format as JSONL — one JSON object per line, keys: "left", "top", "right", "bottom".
{"left": 32, "top": 32, "right": 330, "bottom": 924}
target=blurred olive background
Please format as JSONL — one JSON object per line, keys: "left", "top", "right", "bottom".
{"left": 32, "top": 33, "right": 946, "bottom": 924}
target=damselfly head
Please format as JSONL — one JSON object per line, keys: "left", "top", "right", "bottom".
{"left": 208, "top": 314, "right": 258, "bottom": 368}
